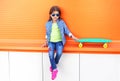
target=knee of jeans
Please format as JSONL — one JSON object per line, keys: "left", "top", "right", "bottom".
{"left": 48, "top": 46, "right": 55, "bottom": 51}
{"left": 57, "top": 51, "right": 62, "bottom": 56}
{"left": 49, "top": 52, "right": 54, "bottom": 59}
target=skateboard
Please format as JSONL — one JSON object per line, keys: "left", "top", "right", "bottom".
{"left": 77, "top": 38, "right": 112, "bottom": 48}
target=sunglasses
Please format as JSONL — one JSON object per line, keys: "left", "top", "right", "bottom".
{"left": 51, "top": 14, "right": 60, "bottom": 17}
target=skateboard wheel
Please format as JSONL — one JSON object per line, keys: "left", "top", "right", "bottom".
{"left": 103, "top": 43, "right": 108, "bottom": 48}
{"left": 79, "top": 43, "right": 83, "bottom": 48}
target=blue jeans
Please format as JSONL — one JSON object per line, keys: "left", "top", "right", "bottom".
{"left": 48, "top": 41, "right": 64, "bottom": 70}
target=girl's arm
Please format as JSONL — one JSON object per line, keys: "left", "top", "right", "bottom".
{"left": 62, "top": 21, "right": 72, "bottom": 37}
{"left": 41, "top": 35, "right": 48, "bottom": 47}
{"left": 70, "top": 35, "right": 79, "bottom": 42}
{"left": 62, "top": 20, "right": 79, "bottom": 41}
{"left": 41, "top": 24, "right": 48, "bottom": 47}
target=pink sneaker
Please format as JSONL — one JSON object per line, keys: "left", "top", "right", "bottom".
{"left": 51, "top": 69, "right": 58, "bottom": 80}
{"left": 49, "top": 66, "right": 53, "bottom": 72}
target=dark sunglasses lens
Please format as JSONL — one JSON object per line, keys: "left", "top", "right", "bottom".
{"left": 52, "top": 14, "right": 55, "bottom": 16}
{"left": 56, "top": 14, "right": 59, "bottom": 17}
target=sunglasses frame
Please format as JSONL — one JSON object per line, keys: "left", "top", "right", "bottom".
{"left": 51, "top": 14, "right": 60, "bottom": 17}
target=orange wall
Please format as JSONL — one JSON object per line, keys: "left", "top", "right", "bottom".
{"left": 0, "top": 0, "right": 120, "bottom": 40}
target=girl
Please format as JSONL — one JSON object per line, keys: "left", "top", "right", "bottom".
{"left": 43, "top": 6, "right": 78, "bottom": 80}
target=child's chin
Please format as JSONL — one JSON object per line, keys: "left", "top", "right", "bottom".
{"left": 54, "top": 18, "right": 58, "bottom": 21}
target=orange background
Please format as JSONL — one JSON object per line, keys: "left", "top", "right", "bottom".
{"left": 0, "top": 0, "right": 120, "bottom": 40}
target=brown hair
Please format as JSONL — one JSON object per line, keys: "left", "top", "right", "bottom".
{"left": 48, "top": 6, "right": 62, "bottom": 21}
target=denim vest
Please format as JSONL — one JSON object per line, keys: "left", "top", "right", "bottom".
{"left": 45, "top": 19, "right": 72, "bottom": 45}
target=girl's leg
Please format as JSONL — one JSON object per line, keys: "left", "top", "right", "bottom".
{"left": 48, "top": 42, "right": 57, "bottom": 70}
{"left": 55, "top": 41, "right": 64, "bottom": 64}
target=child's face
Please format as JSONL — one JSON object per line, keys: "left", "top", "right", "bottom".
{"left": 50, "top": 11, "right": 60, "bottom": 22}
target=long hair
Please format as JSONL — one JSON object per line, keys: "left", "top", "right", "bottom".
{"left": 48, "top": 6, "right": 62, "bottom": 21}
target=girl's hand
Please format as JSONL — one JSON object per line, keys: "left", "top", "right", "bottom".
{"left": 71, "top": 35, "right": 79, "bottom": 42}
{"left": 41, "top": 41, "right": 48, "bottom": 47}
